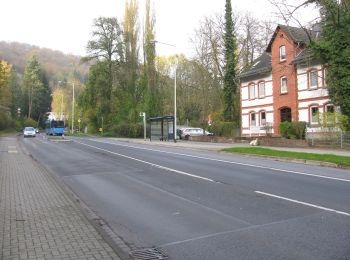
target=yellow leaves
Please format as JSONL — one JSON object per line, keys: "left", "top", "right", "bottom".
{"left": 0, "top": 60, "right": 12, "bottom": 107}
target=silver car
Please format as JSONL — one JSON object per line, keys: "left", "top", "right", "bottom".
{"left": 180, "top": 127, "right": 212, "bottom": 140}
{"left": 23, "top": 127, "right": 36, "bottom": 138}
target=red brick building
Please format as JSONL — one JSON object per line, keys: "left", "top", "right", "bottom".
{"left": 240, "top": 25, "right": 331, "bottom": 136}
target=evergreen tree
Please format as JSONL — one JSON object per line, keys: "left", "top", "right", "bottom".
{"left": 223, "top": 0, "right": 239, "bottom": 122}
{"left": 23, "top": 55, "right": 51, "bottom": 120}
{"left": 312, "top": 0, "right": 350, "bottom": 120}
{"left": 79, "top": 62, "right": 109, "bottom": 129}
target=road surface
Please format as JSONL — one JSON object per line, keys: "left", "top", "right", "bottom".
{"left": 20, "top": 135, "right": 350, "bottom": 259}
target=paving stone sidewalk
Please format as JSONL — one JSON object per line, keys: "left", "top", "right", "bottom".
{"left": 0, "top": 137, "right": 121, "bottom": 260}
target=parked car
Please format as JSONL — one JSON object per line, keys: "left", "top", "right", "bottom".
{"left": 180, "top": 127, "right": 213, "bottom": 140}
{"left": 23, "top": 127, "right": 36, "bottom": 138}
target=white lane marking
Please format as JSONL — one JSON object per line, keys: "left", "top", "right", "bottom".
{"left": 75, "top": 141, "right": 216, "bottom": 183}
{"left": 255, "top": 191, "right": 350, "bottom": 217}
{"left": 87, "top": 138, "right": 350, "bottom": 183}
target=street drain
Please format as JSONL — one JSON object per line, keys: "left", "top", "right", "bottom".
{"left": 131, "top": 247, "right": 168, "bottom": 260}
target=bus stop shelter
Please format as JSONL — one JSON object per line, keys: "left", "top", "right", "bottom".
{"left": 150, "top": 116, "right": 175, "bottom": 141}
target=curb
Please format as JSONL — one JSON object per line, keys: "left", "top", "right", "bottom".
{"left": 220, "top": 151, "right": 349, "bottom": 169}
{"left": 17, "top": 137, "right": 132, "bottom": 260}
{"left": 113, "top": 138, "right": 349, "bottom": 169}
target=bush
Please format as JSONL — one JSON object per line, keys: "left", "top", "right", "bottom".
{"left": 292, "top": 121, "right": 307, "bottom": 139}
{"left": 0, "top": 112, "right": 12, "bottom": 130}
{"left": 109, "top": 123, "right": 143, "bottom": 138}
{"left": 279, "top": 121, "right": 292, "bottom": 138}
{"left": 208, "top": 121, "right": 239, "bottom": 137}
{"left": 23, "top": 118, "right": 37, "bottom": 128}
{"left": 279, "top": 121, "right": 306, "bottom": 139}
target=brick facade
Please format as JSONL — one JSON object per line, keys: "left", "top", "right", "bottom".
{"left": 271, "top": 28, "right": 300, "bottom": 134}
{"left": 240, "top": 25, "right": 331, "bottom": 137}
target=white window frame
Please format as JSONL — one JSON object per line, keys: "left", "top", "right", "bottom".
{"left": 249, "top": 83, "right": 255, "bottom": 99}
{"left": 323, "top": 67, "right": 327, "bottom": 87}
{"left": 279, "top": 45, "right": 286, "bottom": 61}
{"left": 258, "top": 81, "right": 265, "bottom": 98}
{"left": 250, "top": 112, "right": 256, "bottom": 126}
{"left": 280, "top": 77, "right": 288, "bottom": 94}
{"left": 309, "top": 69, "right": 318, "bottom": 89}
{"left": 325, "top": 104, "right": 334, "bottom": 113}
{"left": 310, "top": 106, "right": 319, "bottom": 124}
{"left": 260, "top": 111, "right": 266, "bottom": 126}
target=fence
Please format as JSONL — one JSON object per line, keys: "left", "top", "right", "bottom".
{"left": 305, "top": 131, "right": 350, "bottom": 149}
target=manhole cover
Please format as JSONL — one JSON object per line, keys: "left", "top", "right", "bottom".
{"left": 131, "top": 247, "right": 168, "bottom": 260}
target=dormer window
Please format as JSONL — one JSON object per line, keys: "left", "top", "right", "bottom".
{"left": 279, "top": 45, "right": 286, "bottom": 61}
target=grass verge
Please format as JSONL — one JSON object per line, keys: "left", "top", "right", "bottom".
{"left": 222, "top": 147, "right": 350, "bottom": 167}
{"left": 0, "top": 130, "right": 18, "bottom": 137}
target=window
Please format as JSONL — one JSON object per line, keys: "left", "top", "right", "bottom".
{"left": 279, "top": 45, "right": 286, "bottom": 61}
{"left": 250, "top": 112, "right": 256, "bottom": 126}
{"left": 259, "top": 81, "right": 265, "bottom": 98}
{"left": 310, "top": 106, "right": 319, "bottom": 124}
{"left": 323, "top": 67, "right": 327, "bottom": 87}
{"left": 260, "top": 111, "right": 266, "bottom": 125}
{"left": 324, "top": 104, "right": 335, "bottom": 124}
{"left": 280, "top": 77, "right": 288, "bottom": 94}
{"left": 249, "top": 83, "right": 255, "bottom": 99}
{"left": 280, "top": 107, "right": 292, "bottom": 122}
{"left": 325, "top": 104, "right": 334, "bottom": 113}
{"left": 309, "top": 70, "right": 318, "bottom": 89}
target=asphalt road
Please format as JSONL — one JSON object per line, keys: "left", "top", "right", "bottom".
{"left": 20, "top": 135, "right": 350, "bottom": 259}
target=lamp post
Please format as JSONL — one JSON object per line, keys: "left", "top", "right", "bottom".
{"left": 151, "top": 40, "right": 177, "bottom": 142}
{"left": 139, "top": 112, "right": 146, "bottom": 140}
{"left": 71, "top": 82, "right": 75, "bottom": 134}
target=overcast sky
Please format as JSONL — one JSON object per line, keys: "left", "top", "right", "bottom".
{"left": 0, "top": 0, "right": 318, "bottom": 57}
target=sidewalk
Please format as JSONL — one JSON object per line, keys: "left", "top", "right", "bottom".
{"left": 0, "top": 137, "right": 120, "bottom": 260}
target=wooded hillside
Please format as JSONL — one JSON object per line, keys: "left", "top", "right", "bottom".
{"left": 0, "top": 41, "right": 89, "bottom": 84}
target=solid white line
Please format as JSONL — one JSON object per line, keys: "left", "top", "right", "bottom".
{"left": 255, "top": 191, "right": 350, "bottom": 217}
{"left": 75, "top": 141, "right": 216, "bottom": 183}
{"left": 88, "top": 138, "right": 350, "bottom": 183}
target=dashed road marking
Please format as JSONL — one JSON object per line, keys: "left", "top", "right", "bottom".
{"left": 255, "top": 190, "right": 350, "bottom": 217}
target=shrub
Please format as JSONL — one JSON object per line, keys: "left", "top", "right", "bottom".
{"left": 292, "top": 121, "right": 307, "bottom": 139}
{"left": 23, "top": 118, "right": 37, "bottom": 128}
{"left": 279, "top": 121, "right": 307, "bottom": 139}
{"left": 208, "top": 121, "right": 239, "bottom": 137}
{"left": 110, "top": 123, "right": 143, "bottom": 138}
{"left": 279, "top": 121, "right": 292, "bottom": 138}
{"left": 0, "top": 112, "right": 12, "bottom": 130}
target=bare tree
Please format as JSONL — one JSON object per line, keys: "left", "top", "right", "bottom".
{"left": 237, "top": 12, "right": 275, "bottom": 69}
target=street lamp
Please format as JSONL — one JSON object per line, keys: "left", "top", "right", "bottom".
{"left": 139, "top": 112, "right": 146, "bottom": 141}
{"left": 71, "top": 81, "right": 75, "bottom": 134}
{"left": 61, "top": 81, "right": 75, "bottom": 134}
{"left": 151, "top": 40, "right": 177, "bottom": 142}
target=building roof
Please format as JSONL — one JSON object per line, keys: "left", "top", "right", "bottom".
{"left": 240, "top": 24, "right": 321, "bottom": 80}
{"left": 266, "top": 24, "right": 318, "bottom": 52}
{"left": 293, "top": 48, "right": 314, "bottom": 64}
{"left": 239, "top": 52, "right": 271, "bottom": 79}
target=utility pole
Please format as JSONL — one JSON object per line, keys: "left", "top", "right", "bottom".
{"left": 71, "top": 82, "right": 75, "bottom": 134}
{"left": 140, "top": 112, "right": 146, "bottom": 140}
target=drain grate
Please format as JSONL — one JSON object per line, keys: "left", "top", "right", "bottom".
{"left": 131, "top": 247, "right": 168, "bottom": 260}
